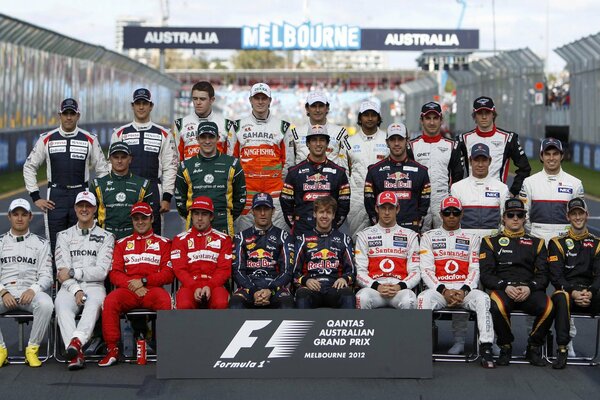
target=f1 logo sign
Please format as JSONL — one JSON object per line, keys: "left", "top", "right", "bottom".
{"left": 220, "top": 320, "right": 314, "bottom": 359}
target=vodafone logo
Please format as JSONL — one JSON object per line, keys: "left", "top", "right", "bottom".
{"left": 379, "top": 258, "right": 395, "bottom": 273}
{"left": 444, "top": 260, "right": 459, "bottom": 274}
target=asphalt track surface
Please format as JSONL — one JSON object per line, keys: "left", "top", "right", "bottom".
{"left": 0, "top": 187, "right": 599, "bottom": 399}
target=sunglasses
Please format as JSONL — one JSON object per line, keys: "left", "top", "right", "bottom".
{"left": 505, "top": 212, "right": 525, "bottom": 219}
{"left": 441, "top": 210, "right": 462, "bottom": 217}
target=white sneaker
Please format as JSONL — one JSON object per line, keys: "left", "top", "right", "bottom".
{"left": 567, "top": 341, "right": 576, "bottom": 358}
{"left": 448, "top": 342, "right": 465, "bottom": 355}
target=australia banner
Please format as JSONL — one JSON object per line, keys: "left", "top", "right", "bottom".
{"left": 123, "top": 23, "right": 479, "bottom": 51}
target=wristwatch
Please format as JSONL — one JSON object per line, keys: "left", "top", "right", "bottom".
{"left": 68, "top": 269, "right": 75, "bottom": 279}
{"left": 141, "top": 277, "right": 148, "bottom": 286}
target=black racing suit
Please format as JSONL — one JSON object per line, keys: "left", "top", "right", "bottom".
{"left": 364, "top": 156, "right": 431, "bottom": 233}
{"left": 280, "top": 157, "right": 350, "bottom": 237}
{"left": 230, "top": 225, "right": 295, "bottom": 309}
{"left": 293, "top": 228, "right": 356, "bottom": 309}
{"left": 479, "top": 230, "right": 554, "bottom": 346}
{"left": 549, "top": 230, "right": 600, "bottom": 346}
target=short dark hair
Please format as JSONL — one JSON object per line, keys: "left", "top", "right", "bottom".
{"left": 191, "top": 81, "right": 215, "bottom": 98}
{"left": 313, "top": 196, "right": 337, "bottom": 214}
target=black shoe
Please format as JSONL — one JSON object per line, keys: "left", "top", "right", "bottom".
{"left": 526, "top": 344, "right": 546, "bottom": 367}
{"left": 497, "top": 345, "right": 512, "bottom": 366}
{"left": 480, "top": 343, "right": 496, "bottom": 369}
{"left": 552, "top": 346, "right": 568, "bottom": 369}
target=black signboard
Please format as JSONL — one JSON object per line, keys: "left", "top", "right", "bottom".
{"left": 157, "top": 309, "right": 432, "bottom": 379}
{"left": 123, "top": 25, "right": 478, "bottom": 51}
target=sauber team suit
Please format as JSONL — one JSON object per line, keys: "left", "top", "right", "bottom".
{"left": 102, "top": 231, "right": 174, "bottom": 347}
{"left": 450, "top": 175, "right": 509, "bottom": 239}
{"left": 355, "top": 224, "right": 420, "bottom": 309}
{"left": 233, "top": 113, "right": 293, "bottom": 231}
{"left": 174, "top": 152, "right": 246, "bottom": 237}
{"left": 23, "top": 126, "right": 109, "bottom": 253}
{"left": 111, "top": 121, "right": 178, "bottom": 234}
{"left": 230, "top": 225, "right": 294, "bottom": 309}
{"left": 549, "top": 230, "right": 600, "bottom": 346}
{"left": 285, "top": 122, "right": 348, "bottom": 171}
{"left": 458, "top": 125, "right": 531, "bottom": 196}
{"left": 171, "top": 227, "right": 232, "bottom": 309}
{"left": 280, "top": 158, "right": 351, "bottom": 237}
{"left": 418, "top": 228, "right": 494, "bottom": 345}
{"left": 364, "top": 157, "right": 431, "bottom": 233}
{"left": 54, "top": 223, "right": 114, "bottom": 348}
{"left": 519, "top": 169, "right": 585, "bottom": 245}
{"left": 293, "top": 229, "right": 356, "bottom": 309}
{"left": 89, "top": 172, "right": 152, "bottom": 240}
{"left": 0, "top": 231, "right": 53, "bottom": 347}
{"left": 479, "top": 230, "right": 554, "bottom": 346}
{"left": 409, "top": 134, "right": 464, "bottom": 230}
{"left": 340, "top": 129, "right": 389, "bottom": 237}
{"left": 173, "top": 111, "right": 238, "bottom": 160}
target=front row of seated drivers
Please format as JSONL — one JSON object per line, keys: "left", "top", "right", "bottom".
{"left": 0, "top": 191, "right": 598, "bottom": 370}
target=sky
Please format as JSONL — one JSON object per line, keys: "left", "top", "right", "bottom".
{"left": 1, "top": 0, "right": 598, "bottom": 73}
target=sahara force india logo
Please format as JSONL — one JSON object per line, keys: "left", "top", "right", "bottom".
{"left": 214, "top": 320, "right": 314, "bottom": 369}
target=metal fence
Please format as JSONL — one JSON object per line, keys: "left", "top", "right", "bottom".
{"left": 399, "top": 74, "right": 437, "bottom": 135}
{"left": 0, "top": 13, "right": 180, "bottom": 172}
{"left": 555, "top": 32, "right": 600, "bottom": 170}
{"left": 448, "top": 48, "right": 545, "bottom": 139}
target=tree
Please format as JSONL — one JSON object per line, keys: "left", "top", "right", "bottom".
{"left": 231, "top": 50, "right": 285, "bottom": 69}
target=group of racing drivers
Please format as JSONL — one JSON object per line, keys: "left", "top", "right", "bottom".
{"left": 0, "top": 81, "right": 597, "bottom": 372}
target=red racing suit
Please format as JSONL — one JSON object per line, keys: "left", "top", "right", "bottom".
{"left": 171, "top": 226, "right": 232, "bottom": 309}
{"left": 102, "top": 231, "right": 174, "bottom": 346}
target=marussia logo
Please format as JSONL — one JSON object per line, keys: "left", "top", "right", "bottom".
{"left": 220, "top": 320, "right": 314, "bottom": 359}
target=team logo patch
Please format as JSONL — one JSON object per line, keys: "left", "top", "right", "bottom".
{"left": 146, "top": 241, "right": 160, "bottom": 251}
{"left": 566, "top": 239, "right": 574, "bottom": 250}
{"left": 498, "top": 237, "right": 510, "bottom": 247}
{"left": 188, "top": 238, "right": 194, "bottom": 249}
{"left": 116, "top": 192, "right": 126, "bottom": 202}
{"left": 126, "top": 241, "right": 135, "bottom": 250}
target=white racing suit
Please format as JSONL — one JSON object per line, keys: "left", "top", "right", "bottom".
{"left": 519, "top": 169, "right": 585, "bottom": 245}
{"left": 54, "top": 223, "right": 114, "bottom": 348}
{"left": 340, "top": 129, "right": 389, "bottom": 238}
{"left": 409, "top": 134, "right": 464, "bottom": 230}
{"left": 450, "top": 175, "right": 509, "bottom": 241}
{"left": 0, "top": 231, "right": 53, "bottom": 347}
{"left": 418, "top": 228, "right": 494, "bottom": 345}
{"left": 355, "top": 223, "right": 420, "bottom": 309}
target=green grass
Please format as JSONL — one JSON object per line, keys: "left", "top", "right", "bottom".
{"left": 511, "top": 159, "right": 600, "bottom": 198}
{"left": 0, "top": 166, "right": 46, "bottom": 195}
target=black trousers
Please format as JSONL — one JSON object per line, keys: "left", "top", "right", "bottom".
{"left": 295, "top": 286, "right": 355, "bottom": 309}
{"left": 490, "top": 290, "right": 554, "bottom": 346}
{"left": 552, "top": 290, "right": 600, "bottom": 346}
{"left": 229, "top": 288, "right": 294, "bottom": 309}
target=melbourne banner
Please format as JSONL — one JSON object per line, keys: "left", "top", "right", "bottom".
{"left": 123, "top": 24, "right": 479, "bottom": 51}
{"left": 156, "top": 309, "right": 432, "bottom": 379}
